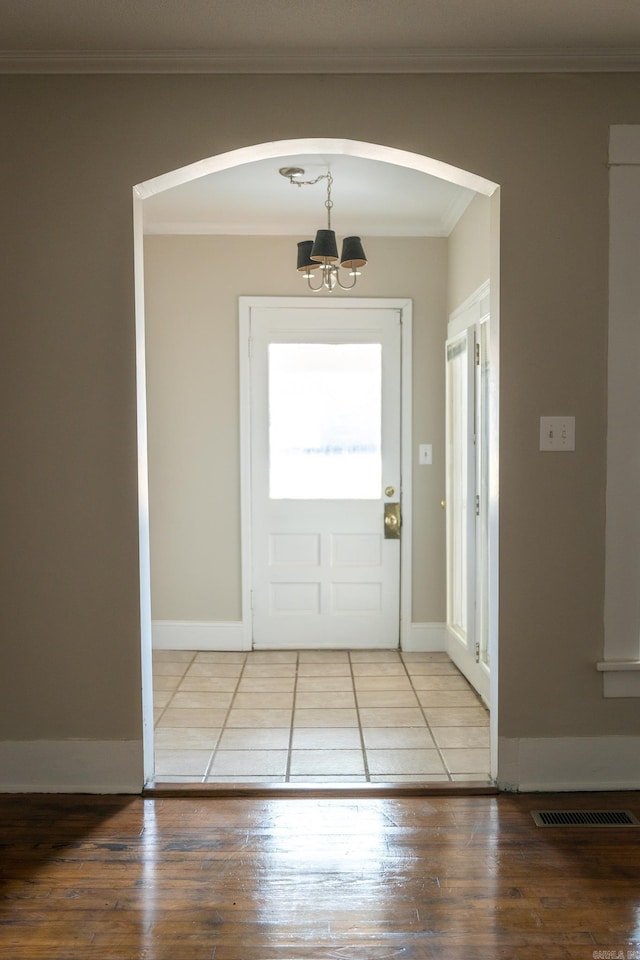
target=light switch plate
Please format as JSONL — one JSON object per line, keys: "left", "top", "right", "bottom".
{"left": 540, "top": 416, "right": 575, "bottom": 451}
{"left": 419, "top": 443, "right": 433, "bottom": 465}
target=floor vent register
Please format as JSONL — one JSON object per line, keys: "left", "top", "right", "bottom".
{"left": 531, "top": 809, "right": 640, "bottom": 827}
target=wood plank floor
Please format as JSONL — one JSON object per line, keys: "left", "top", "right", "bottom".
{"left": 0, "top": 791, "right": 639, "bottom": 958}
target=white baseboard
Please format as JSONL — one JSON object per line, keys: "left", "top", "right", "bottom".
{"left": 0, "top": 739, "right": 143, "bottom": 793}
{"left": 154, "top": 620, "right": 446, "bottom": 652}
{"left": 152, "top": 620, "right": 248, "bottom": 651}
{"left": 252, "top": 637, "right": 401, "bottom": 650}
{"left": 5, "top": 734, "right": 636, "bottom": 794}
{"left": 497, "top": 736, "right": 640, "bottom": 792}
{"left": 401, "top": 622, "right": 447, "bottom": 652}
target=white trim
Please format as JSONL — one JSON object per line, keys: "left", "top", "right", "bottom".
{"left": 239, "top": 296, "right": 413, "bottom": 652}
{"left": 487, "top": 194, "right": 500, "bottom": 785}
{"left": 132, "top": 190, "right": 155, "bottom": 786}
{"left": 239, "top": 301, "right": 253, "bottom": 651}
{"left": 602, "top": 125, "right": 640, "bottom": 694}
{"left": 401, "top": 622, "right": 447, "bottom": 652}
{"left": 445, "top": 282, "right": 493, "bottom": 709}
{"left": 441, "top": 192, "right": 476, "bottom": 238}
{"left": 254, "top": 635, "right": 408, "bottom": 651}
{"left": 445, "top": 270, "right": 499, "bottom": 774}
{"left": 143, "top": 220, "right": 462, "bottom": 239}
{"left": 497, "top": 736, "right": 640, "bottom": 792}
{"left": 152, "top": 620, "right": 248, "bottom": 651}
{"left": 0, "top": 740, "right": 143, "bottom": 794}
{"left": 3, "top": 49, "right": 640, "bottom": 75}
{"left": 447, "top": 278, "right": 491, "bottom": 338}
{"left": 399, "top": 303, "right": 413, "bottom": 653}
{"left": 597, "top": 659, "right": 640, "bottom": 671}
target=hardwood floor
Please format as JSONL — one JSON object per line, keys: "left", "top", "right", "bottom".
{"left": 0, "top": 791, "right": 639, "bottom": 958}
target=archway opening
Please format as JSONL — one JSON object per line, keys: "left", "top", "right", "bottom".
{"left": 133, "top": 138, "right": 500, "bottom": 789}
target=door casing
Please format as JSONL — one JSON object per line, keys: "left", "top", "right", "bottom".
{"left": 239, "top": 296, "right": 413, "bottom": 650}
{"left": 445, "top": 282, "right": 492, "bottom": 705}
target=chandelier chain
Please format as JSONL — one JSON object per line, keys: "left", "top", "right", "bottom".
{"left": 284, "top": 166, "right": 366, "bottom": 292}
{"left": 284, "top": 171, "right": 334, "bottom": 230}
{"left": 324, "top": 174, "right": 333, "bottom": 230}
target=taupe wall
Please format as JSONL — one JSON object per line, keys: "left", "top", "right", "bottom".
{"left": 144, "top": 234, "right": 448, "bottom": 625}
{"left": 447, "top": 193, "right": 492, "bottom": 315}
{"left": 3, "top": 73, "right": 640, "bottom": 781}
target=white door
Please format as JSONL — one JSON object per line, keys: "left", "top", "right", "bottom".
{"left": 445, "top": 322, "right": 490, "bottom": 703}
{"left": 247, "top": 302, "right": 403, "bottom": 649}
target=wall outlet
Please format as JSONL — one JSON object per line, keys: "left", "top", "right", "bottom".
{"left": 419, "top": 443, "right": 433, "bottom": 465}
{"left": 540, "top": 416, "right": 575, "bottom": 451}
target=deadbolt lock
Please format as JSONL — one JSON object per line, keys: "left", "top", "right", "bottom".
{"left": 384, "top": 502, "right": 401, "bottom": 539}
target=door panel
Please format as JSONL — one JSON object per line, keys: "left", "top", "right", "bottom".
{"left": 249, "top": 305, "right": 402, "bottom": 649}
{"left": 445, "top": 323, "right": 490, "bottom": 703}
{"left": 446, "top": 328, "right": 475, "bottom": 645}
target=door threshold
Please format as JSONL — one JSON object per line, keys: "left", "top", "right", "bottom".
{"left": 144, "top": 780, "right": 498, "bottom": 799}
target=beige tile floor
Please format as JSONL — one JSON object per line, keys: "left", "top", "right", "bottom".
{"left": 152, "top": 649, "right": 491, "bottom": 783}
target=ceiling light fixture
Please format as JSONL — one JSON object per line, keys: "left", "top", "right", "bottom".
{"left": 280, "top": 166, "right": 367, "bottom": 292}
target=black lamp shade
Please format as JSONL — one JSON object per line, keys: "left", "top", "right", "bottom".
{"left": 311, "top": 229, "right": 339, "bottom": 263}
{"left": 340, "top": 236, "right": 367, "bottom": 269}
{"left": 296, "top": 240, "right": 319, "bottom": 272}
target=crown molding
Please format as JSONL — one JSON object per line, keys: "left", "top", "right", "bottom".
{"left": 143, "top": 221, "right": 452, "bottom": 237}
{"left": 440, "top": 190, "right": 475, "bottom": 236}
{"left": 1, "top": 47, "right": 640, "bottom": 74}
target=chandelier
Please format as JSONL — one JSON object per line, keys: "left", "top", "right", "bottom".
{"left": 280, "top": 166, "right": 367, "bottom": 292}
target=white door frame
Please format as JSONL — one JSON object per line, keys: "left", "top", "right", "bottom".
{"left": 239, "top": 296, "right": 413, "bottom": 650}
{"left": 445, "top": 282, "right": 492, "bottom": 705}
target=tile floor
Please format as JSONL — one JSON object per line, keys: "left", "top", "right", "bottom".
{"left": 152, "top": 649, "right": 491, "bottom": 784}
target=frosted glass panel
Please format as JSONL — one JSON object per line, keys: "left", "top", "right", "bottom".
{"left": 269, "top": 343, "right": 382, "bottom": 499}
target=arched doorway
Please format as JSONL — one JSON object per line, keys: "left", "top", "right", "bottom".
{"left": 133, "top": 138, "right": 500, "bottom": 787}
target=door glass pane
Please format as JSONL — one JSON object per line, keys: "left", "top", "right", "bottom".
{"left": 269, "top": 343, "right": 381, "bottom": 499}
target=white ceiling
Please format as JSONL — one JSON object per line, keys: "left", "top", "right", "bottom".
{"left": 142, "top": 153, "right": 475, "bottom": 238}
